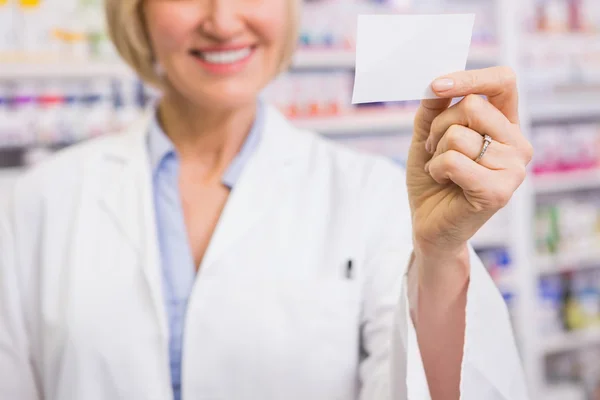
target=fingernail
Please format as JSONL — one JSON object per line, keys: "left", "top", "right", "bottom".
{"left": 432, "top": 78, "right": 455, "bottom": 92}
{"left": 425, "top": 139, "right": 432, "bottom": 153}
{"left": 424, "top": 161, "right": 430, "bottom": 173}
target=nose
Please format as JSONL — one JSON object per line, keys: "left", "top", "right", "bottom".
{"left": 201, "top": 0, "right": 245, "bottom": 41}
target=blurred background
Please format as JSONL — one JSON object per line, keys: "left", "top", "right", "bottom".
{"left": 0, "top": 0, "right": 600, "bottom": 398}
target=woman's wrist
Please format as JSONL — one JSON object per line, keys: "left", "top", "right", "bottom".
{"left": 413, "top": 240, "right": 470, "bottom": 292}
{"left": 413, "top": 237, "right": 469, "bottom": 261}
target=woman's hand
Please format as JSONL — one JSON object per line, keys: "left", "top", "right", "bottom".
{"left": 407, "top": 67, "right": 533, "bottom": 261}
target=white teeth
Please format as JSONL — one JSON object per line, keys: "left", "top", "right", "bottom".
{"left": 199, "top": 47, "right": 251, "bottom": 64}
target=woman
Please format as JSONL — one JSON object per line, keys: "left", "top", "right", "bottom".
{"left": 0, "top": 0, "right": 532, "bottom": 399}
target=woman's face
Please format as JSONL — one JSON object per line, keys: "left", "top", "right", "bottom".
{"left": 144, "top": 0, "right": 288, "bottom": 110}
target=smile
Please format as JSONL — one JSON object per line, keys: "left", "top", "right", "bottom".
{"left": 190, "top": 47, "right": 253, "bottom": 65}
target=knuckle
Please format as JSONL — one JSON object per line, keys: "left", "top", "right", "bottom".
{"left": 427, "top": 160, "right": 446, "bottom": 183}
{"left": 444, "top": 150, "right": 462, "bottom": 171}
{"left": 523, "top": 141, "right": 534, "bottom": 163}
{"left": 515, "top": 165, "right": 527, "bottom": 184}
{"left": 461, "top": 94, "right": 481, "bottom": 115}
{"left": 445, "top": 125, "right": 464, "bottom": 150}
{"left": 430, "top": 115, "right": 442, "bottom": 136}
{"left": 429, "top": 169, "right": 445, "bottom": 185}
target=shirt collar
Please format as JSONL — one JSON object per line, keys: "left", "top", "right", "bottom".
{"left": 148, "top": 100, "right": 265, "bottom": 189}
{"left": 148, "top": 111, "right": 176, "bottom": 174}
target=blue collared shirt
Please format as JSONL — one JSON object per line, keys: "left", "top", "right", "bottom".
{"left": 148, "top": 101, "right": 264, "bottom": 400}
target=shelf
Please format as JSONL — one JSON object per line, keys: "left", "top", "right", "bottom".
{"left": 542, "top": 327, "right": 600, "bottom": 354}
{"left": 292, "top": 44, "right": 498, "bottom": 69}
{"left": 292, "top": 49, "right": 356, "bottom": 69}
{"left": 526, "top": 33, "right": 600, "bottom": 54}
{"left": 0, "top": 60, "right": 135, "bottom": 79}
{"left": 537, "top": 246, "right": 600, "bottom": 275}
{"left": 534, "top": 169, "right": 600, "bottom": 194}
{"left": 468, "top": 44, "right": 501, "bottom": 65}
{"left": 530, "top": 97, "right": 600, "bottom": 122}
{"left": 291, "top": 110, "right": 415, "bottom": 135}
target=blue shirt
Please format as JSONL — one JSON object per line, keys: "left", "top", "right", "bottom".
{"left": 148, "top": 102, "right": 264, "bottom": 400}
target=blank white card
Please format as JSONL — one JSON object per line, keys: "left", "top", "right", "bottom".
{"left": 352, "top": 14, "right": 475, "bottom": 104}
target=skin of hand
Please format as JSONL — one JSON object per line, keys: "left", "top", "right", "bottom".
{"left": 409, "top": 66, "right": 533, "bottom": 262}
{"left": 405, "top": 66, "right": 533, "bottom": 399}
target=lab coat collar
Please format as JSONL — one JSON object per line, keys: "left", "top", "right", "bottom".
{"left": 93, "top": 104, "right": 307, "bottom": 337}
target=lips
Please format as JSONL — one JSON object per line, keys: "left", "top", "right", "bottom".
{"left": 189, "top": 46, "right": 253, "bottom": 65}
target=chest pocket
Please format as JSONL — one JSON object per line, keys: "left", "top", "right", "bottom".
{"left": 271, "top": 278, "right": 361, "bottom": 355}
{"left": 184, "top": 276, "right": 362, "bottom": 400}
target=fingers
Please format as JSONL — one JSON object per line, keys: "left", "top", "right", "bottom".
{"left": 427, "top": 94, "right": 517, "bottom": 152}
{"left": 431, "top": 66, "right": 519, "bottom": 124}
{"left": 429, "top": 125, "right": 509, "bottom": 170}
{"left": 426, "top": 150, "right": 489, "bottom": 188}
{"left": 427, "top": 122, "right": 532, "bottom": 179}
{"left": 414, "top": 98, "right": 452, "bottom": 142}
{"left": 426, "top": 150, "right": 525, "bottom": 211}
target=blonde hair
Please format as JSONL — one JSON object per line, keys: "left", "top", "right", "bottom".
{"left": 104, "top": 0, "right": 300, "bottom": 88}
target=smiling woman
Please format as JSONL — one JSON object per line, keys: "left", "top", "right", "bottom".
{"left": 0, "top": 0, "right": 531, "bottom": 399}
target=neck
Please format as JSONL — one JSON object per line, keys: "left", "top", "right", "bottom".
{"left": 157, "top": 90, "right": 257, "bottom": 179}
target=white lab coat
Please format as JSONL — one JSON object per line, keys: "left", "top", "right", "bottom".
{"left": 0, "top": 105, "right": 528, "bottom": 400}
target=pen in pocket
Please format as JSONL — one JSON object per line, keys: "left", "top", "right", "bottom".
{"left": 346, "top": 259, "right": 353, "bottom": 279}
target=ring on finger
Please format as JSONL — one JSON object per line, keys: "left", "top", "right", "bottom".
{"left": 475, "top": 134, "right": 493, "bottom": 163}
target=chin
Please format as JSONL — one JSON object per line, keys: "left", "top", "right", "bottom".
{"left": 167, "top": 61, "right": 271, "bottom": 112}
{"left": 188, "top": 83, "right": 262, "bottom": 111}
{"left": 204, "top": 92, "right": 257, "bottom": 111}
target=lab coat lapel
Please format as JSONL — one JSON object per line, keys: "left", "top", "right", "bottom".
{"left": 90, "top": 105, "right": 306, "bottom": 335}
{"left": 93, "top": 110, "right": 168, "bottom": 339}
{"left": 200, "top": 106, "right": 304, "bottom": 272}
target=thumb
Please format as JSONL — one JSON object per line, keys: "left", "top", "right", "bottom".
{"left": 409, "top": 98, "right": 451, "bottom": 169}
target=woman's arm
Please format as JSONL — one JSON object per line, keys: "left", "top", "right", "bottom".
{"left": 405, "top": 245, "right": 529, "bottom": 400}
{"left": 409, "top": 245, "right": 469, "bottom": 400}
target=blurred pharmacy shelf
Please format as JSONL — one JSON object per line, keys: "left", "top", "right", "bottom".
{"left": 291, "top": 110, "right": 415, "bottom": 135}
{"left": 525, "top": 33, "right": 600, "bottom": 54}
{"left": 0, "top": 60, "right": 135, "bottom": 79}
{"left": 292, "top": 44, "right": 499, "bottom": 69}
{"left": 467, "top": 44, "right": 501, "bottom": 65}
{"left": 541, "top": 327, "right": 600, "bottom": 355}
{"left": 524, "top": 8, "right": 600, "bottom": 395}
{"left": 292, "top": 49, "right": 356, "bottom": 69}
{"left": 530, "top": 97, "right": 600, "bottom": 123}
{"left": 534, "top": 170, "right": 600, "bottom": 194}
{"left": 537, "top": 246, "right": 600, "bottom": 275}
